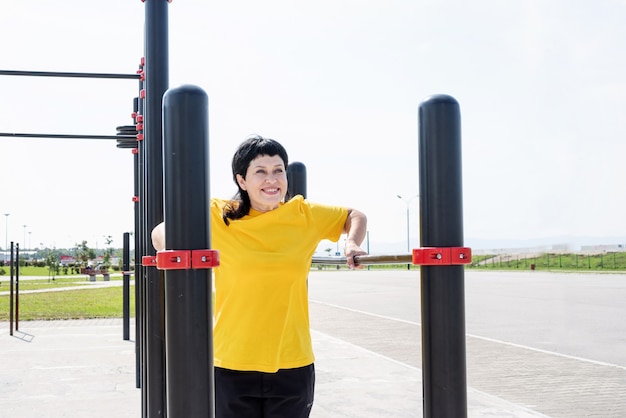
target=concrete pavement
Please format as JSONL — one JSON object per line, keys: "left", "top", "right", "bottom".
{"left": 2, "top": 271, "right": 626, "bottom": 417}
{"left": 2, "top": 317, "right": 552, "bottom": 418}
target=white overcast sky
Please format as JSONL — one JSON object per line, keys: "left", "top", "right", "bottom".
{"left": 1, "top": 0, "right": 626, "bottom": 253}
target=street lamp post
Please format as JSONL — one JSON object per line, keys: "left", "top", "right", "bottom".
{"left": 397, "top": 194, "right": 419, "bottom": 253}
{"left": 23, "top": 225, "right": 27, "bottom": 251}
{"left": 3, "top": 213, "right": 9, "bottom": 264}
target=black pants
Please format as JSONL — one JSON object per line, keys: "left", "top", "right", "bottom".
{"left": 215, "top": 364, "right": 315, "bottom": 418}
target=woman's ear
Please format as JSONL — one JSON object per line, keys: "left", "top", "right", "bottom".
{"left": 236, "top": 174, "right": 246, "bottom": 191}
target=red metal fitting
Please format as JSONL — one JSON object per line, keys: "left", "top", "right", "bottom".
{"left": 157, "top": 250, "right": 192, "bottom": 270}
{"left": 137, "top": 133, "right": 144, "bottom": 141}
{"left": 131, "top": 111, "right": 137, "bottom": 119}
{"left": 132, "top": 148, "right": 139, "bottom": 154}
{"left": 143, "top": 250, "right": 221, "bottom": 270}
{"left": 136, "top": 114, "right": 144, "bottom": 123}
{"left": 191, "top": 249, "right": 220, "bottom": 269}
{"left": 136, "top": 123, "right": 144, "bottom": 132}
{"left": 142, "top": 255, "right": 157, "bottom": 266}
{"left": 140, "top": 89, "right": 146, "bottom": 99}
{"left": 132, "top": 196, "right": 140, "bottom": 202}
{"left": 412, "top": 247, "right": 472, "bottom": 266}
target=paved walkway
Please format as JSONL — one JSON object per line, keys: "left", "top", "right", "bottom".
{"left": 0, "top": 318, "right": 548, "bottom": 418}
{"left": 2, "top": 278, "right": 625, "bottom": 417}
{"left": 310, "top": 301, "right": 626, "bottom": 417}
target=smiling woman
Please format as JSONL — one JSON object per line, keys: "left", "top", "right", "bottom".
{"left": 236, "top": 154, "right": 288, "bottom": 212}
{"left": 152, "top": 135, "right": 368, "bottom": 418}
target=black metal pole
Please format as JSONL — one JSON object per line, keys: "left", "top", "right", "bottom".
{"left": 9, "top": 242, "right": 14, "bottom": 336}
{"left": 15, "top": 243, "right": 19, "bottom": 331}
{"left": 162, "top": 84, "right": 214, "bottom": 417}
{"left": 136, "top": 64, "right": 148, "bottom": 399}
{"left": 123, "top": 232, "right": 131, "bottom": 341}
{"left": 132, "top": 89, "right": 144, "bottom": 390}
{"left": 144, "top": 0, "right": 170, "bottom": 416}
{"left": 418, "top": 94, "right": 468, "bottom": 418}
{"left": 286, "top": 161, "right": 307, "bottom": 200}
{"left": 134, "top": 142, "right": 143, "bottom": 390}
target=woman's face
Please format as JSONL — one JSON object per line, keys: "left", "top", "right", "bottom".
{"left": 236, "top": 154, "right": 288, "bottom": 212}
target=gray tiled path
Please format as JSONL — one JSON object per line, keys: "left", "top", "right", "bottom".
{"left": 310, "top": 301, "right": 626, "bottom": 417}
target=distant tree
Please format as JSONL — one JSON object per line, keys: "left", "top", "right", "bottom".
{"left": 43, "top": 248, "right": 61, "bottom": 279}
{"left": 75, "top": 240, "right": 96, "bottom": 267}
{"left": 103, "top": 235, "right": 114, "bottom": 270}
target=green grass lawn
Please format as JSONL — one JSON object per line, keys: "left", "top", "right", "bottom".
{"left": 0, "top": 285, "right": 135, "bottom": 321}
{"left": 0, "top": 276, "right": 124, "bottom": 292}
{"left": 470, "top": 252, "right": 626, "bottom": 271}
{"left": 0, "top": 265, "right": 76, "bottom": 277}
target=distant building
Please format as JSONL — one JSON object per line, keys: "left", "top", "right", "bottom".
{"left": 59, "top": 255, "right": 77, "bottom": 266}
{"left": 580, "top": 244, "right": 626, "bottom": 253}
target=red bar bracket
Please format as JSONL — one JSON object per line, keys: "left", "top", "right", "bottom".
{"left": 412, "top": 247, "right": 472, "bottom": 265}
{"left": 157, "top": 250, "right": 191, "bottom": 270}
{"left": 142, "top": 250, "right": 220, "bottom": 270}
{"left": 191, "top": 249, "right": 220, "bottom": 269}
{"left": 142, "top": 255, "right": 157, "bottom": 266}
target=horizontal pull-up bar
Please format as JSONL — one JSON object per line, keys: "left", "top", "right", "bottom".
{"left": 312, "top": 247, "right": 472, "bottom": 266}
{"left": 0, "top": 70, "right": 141, "bottom": 80}
{"left": 312, "top": 254, "right": 412, "bottom": 265}
{"left": 142, "top": 249, "right": 471, "bottom": 268}
{"left": 0, "top": 132, "right": 136, "bottom": 140}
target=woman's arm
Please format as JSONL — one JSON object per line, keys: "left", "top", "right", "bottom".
{"left": 342, "top": 208, "right": 368, "bottom": 269}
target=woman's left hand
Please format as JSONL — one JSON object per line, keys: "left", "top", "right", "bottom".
{"left": 344, "top": 240, "right": 368, "bottom": 270}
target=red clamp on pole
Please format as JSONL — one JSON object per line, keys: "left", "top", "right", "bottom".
{"left": 412, "top": 247, "right": 472, "bottom": 265}
{"left": 142, "top": 255, "right": 157, "bottom": 266}
{"left": 157, "top": 250, "right": 191, "bottom": 270}
{"left": 191, "top": 249, "right": 220, "bottom": 269}
{"left": 146, "top": 250, "right": 220, "bottom": 270}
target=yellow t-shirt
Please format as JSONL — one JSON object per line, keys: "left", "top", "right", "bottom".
{"left": 211, "top": 195, "right": 347, "bottom": 373}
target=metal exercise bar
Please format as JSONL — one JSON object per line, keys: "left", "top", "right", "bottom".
{"left": 312, "top": 254, "right": 412, "bottom": 265}
{"left": 312, "top": 248, "right": 471, "bottom": 266}
{"left": 0, "top": 69, "right": 141, "bottom": 79}
{"left": 0, "top": 133, "right": 135, "bottom": 140}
